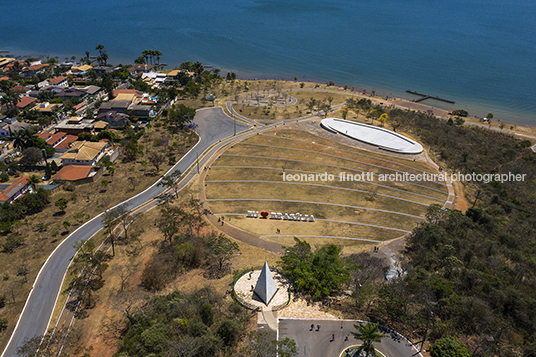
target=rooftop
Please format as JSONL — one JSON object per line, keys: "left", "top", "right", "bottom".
{"left": 0, "top": 176, "right": 30, "bottom": 202}
{"left": 49, "top": 76, "right": 67, "bottom": 85}
{"left": 53, "top": 165, "right": 96, "bottom": 181}
{"left": 320, "top": 118, "right": 424, "bottom": 154}
{"left": 60, "top": 141, "right": 107, "bottom": 162}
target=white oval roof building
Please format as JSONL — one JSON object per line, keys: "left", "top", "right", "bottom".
{"left": 321, "top": 118, "right": 423, "bottom": 154}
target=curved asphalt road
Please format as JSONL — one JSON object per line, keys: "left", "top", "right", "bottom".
{"left": 1, "top": 107, "right": 251, "bottom": 357}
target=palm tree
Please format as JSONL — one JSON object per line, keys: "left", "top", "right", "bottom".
{"left": 351, "top": 322, "right": 385, "bottom": 357}
{"left": 4, "top": 90, "right": 20, "bottom": 109}
{"left": 95, "top": 44, "right": 105, "bottom": 65}
{"left": 27, "top": 174, "right": 41, "bottom": 192}
{"left": 142, "top": 50, "right": 150, "bottom": 64}
{"left": 100, "top": 50, "right": 109, "bottom": 65}
{"left": 10, "top": 127, "right": 33, "bottom": 149}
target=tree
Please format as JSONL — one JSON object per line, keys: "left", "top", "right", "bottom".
{"left": 103, "top": 208, "right": 120, "bottom": 256}
{"left": 55, "top": 197, "right": 68, "bottom": 213}
{"left": 430, "top": 337, "right": 471, "bottom": 357}
{"left": 100, "top": 72, "right": 114, "bottom": 95}
{"left": 351, "top": 322, "right": 385, "bottom": 357}
{"left": 148, "top": 151, "right": 165, "bottom": 172}
{"left": 158, "top": 170, "right": 182, "bottom": 197}
{"left": 279, "top": 238, "right": 350, "bottom": 298}
{"left": 62, "top": 220, "right": 71, "bottom": 232}
{"left": 26, "top": 174, "right": 41, "bottom": 191}
{"left": 208, "top": 234, "right": 240, "bottom": 272}
{"left": 101, "top": 179, "right": 109, "bottom": 191}
{"left": 341, "top": 105, "right": 349, "bottom": 119}
{"left": 217, "top": 319, "right": 239, "bottom": 347}
{"left": 242, "top": 330, "right": 298, "bottom": 357}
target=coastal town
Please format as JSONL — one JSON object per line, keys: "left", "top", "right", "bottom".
{"left": 1, "top": 47, "right": 535, "bottom": 357}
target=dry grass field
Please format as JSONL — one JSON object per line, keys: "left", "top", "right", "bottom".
{"left": 205, "top": 129, "right": 448, "bottom": 246}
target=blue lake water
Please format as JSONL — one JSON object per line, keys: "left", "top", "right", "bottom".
{"left": 1, "top": 0, "right": 535, "bottom": 125}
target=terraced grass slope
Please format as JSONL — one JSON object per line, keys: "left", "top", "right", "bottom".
{"left": 205, "top": 129, "right": 448, "bottom": 249}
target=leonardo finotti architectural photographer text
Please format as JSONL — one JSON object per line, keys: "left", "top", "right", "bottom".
{"left": 282, "top": 172, "right": 526, "bottom": 183}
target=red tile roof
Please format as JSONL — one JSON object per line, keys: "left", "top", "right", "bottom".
{"left": 52, "top": 165, "right": 94, "bottom": 182}
{"left": 0, "top": 176, "right": 31, "bottom": 203}
{"left": 54, "top": 134, "right": 77, "bottom": 150}
{"left": 15, "top": 96, "right": 37, "bottom": 109}
{"left": 49, "top": 76, "right": 67, "bottom": 85}
{"left": 24, "top": 63, "right": 49, "bottom": 71}
{"left": 36, "top": 132, "right": 52, "bottom": 141}
{"left": 11, "top": 85, "right": 31, "bottom": 94}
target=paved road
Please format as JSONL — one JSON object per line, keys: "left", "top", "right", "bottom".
{"left": 279, "top": 319, "right": 422, "bottom": 357}
{"left": 1, "top": 107, "right": 251, "bottom": 357}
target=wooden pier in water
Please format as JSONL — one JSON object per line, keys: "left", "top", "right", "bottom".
{"left": 406, "top": 90, "right": 455, "bottom": 104}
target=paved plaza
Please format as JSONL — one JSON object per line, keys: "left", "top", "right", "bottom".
{"left": 234, "top": 268, "right": 291, "bottom": 310}
{"left": 279, "top": 318, "right": 422, "bottom": 357}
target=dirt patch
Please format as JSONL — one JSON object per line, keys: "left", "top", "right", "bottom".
{"left": 453, "top": 180, "right": 470, "bottom": 212}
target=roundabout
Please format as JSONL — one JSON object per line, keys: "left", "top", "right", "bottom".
{"left": 340, "top": 345, "right": 386, "bottom": 357}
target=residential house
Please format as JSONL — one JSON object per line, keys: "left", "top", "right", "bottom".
{"left": 20, "top": 63, "right": 49, "bottom": 78}
{"left": 0, "top": 58, "right": 16, "bottom": 69}
{"left": 92, "top": 65, "right": 112, "bottom": 76}
{"left": 82, "top": 85, "right": 102, "bottom": 98}
{"left": 14, "top": 97, "right": 38, "bottom": 110}
{"left": 112, "top": 89, "right": 143, "bottom": 99}
{"left": 0, "top": 118, "right": 30, "bottom": 138}
{"left": 56, "top": 88, "right": 87, "bottom": 102}
{"left": 97, "top": 99, "right": 131, "bottom": 114}
{"left": 11, "top": 85, "right": 31, "bottom": 95}
{"left": 4, "top": 60, "right": 25, "bottom": 73}
{"left": 129, "top": 103, "right": 155, "bottom": 117}
{"left": 0, "top": 176, "right": 33, "bottom": 203}
{"left": 93, "top": 120, "right": 109, "bottom": 132}
{"left": 54, "top": 117, "right": 94, "bottom": 135}
{"left": 70, "top": 64, "right": 93, "bottom": 76}
{"left": 35, "top": 131, "right": 77, "bottom": 152}
{"left": 48, "top": 76, "right": 68, "bottom": 87}
{"left": 59, "top": 141, "right": 108, "bottom": 166}
{"left": 95, "top": 111, "right": 129, "bottom": 128}
{"left": 128, "top": 64, "right": 155, "bottom": 76}
{"left": 52, "top": 165, "right": 103, "bottom": 185}
{"left": 142, "top": 72, "right": 166, "bottom": 88}
{"left": 32, "top": 102, "right": 61, "bottom": 115}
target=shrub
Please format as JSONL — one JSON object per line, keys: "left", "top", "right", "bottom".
{"left": 1, "top": 235, "right": 25, "bottom": 253}
{"left": 430, "top": 337, "right": 471, "bottom": 357}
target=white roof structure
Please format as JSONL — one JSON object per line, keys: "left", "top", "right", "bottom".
{"left": 254, "top": 262, "right": 278, "bottom": 305}
{"left": 321, "top": 118, "right": 423, "bottom": 154}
